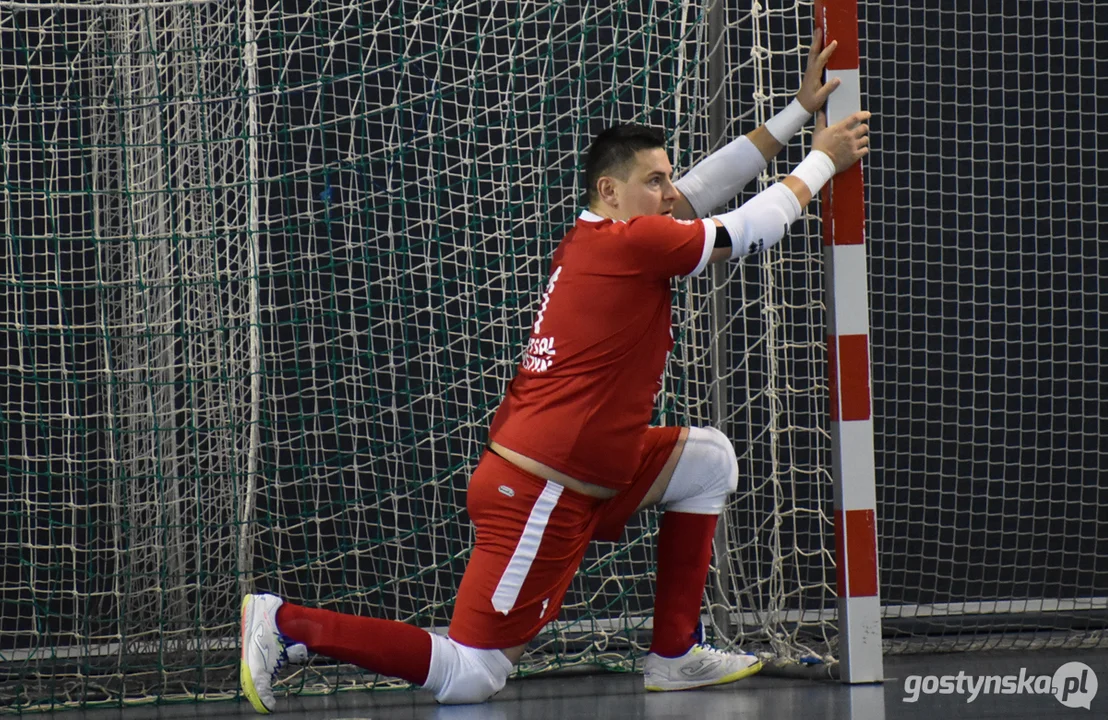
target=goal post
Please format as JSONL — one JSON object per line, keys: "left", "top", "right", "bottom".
{"left": 817, "top": 0, "right": 883, "bottom": 684}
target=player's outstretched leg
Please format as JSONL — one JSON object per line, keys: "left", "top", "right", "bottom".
{"left": 240, "top": 594, "right": 291, "bottom": 714}
{"left": 239, "top": 593, "right": 512, "bottom": 713}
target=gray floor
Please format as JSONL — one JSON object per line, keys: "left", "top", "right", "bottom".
{"left": 40, "top": 648, "right": 1108, "bottom": 720}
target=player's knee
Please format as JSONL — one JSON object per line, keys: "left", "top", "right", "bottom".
{"left": 426, "top": 634, "right": 512, "bottom": 705}
{"left": 702, "top": 426, "right": 739, "bottom": 496}
{"left": 662, "top": 426, "right": 738, "bottom": 514}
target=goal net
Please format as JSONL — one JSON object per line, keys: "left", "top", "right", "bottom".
{"left": 1, "top": 0, "right": 1104, "bottom": 711}
{"left": 862, "top": 1, "right": 1108, "bottom": 653}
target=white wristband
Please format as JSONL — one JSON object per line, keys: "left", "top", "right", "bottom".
{"left": 790, "top": 150, "right": 836, "bottom": 197}
{"left": 764, "top": 98, "right": 810, "bottom": 145}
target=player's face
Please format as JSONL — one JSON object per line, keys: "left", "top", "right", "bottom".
{"left": 614, "top": 148, "right": 678, "bottom": 220}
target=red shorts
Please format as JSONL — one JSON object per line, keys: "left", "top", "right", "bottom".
{"left": 448, "top": 426, "right": 682, "bottom": 649}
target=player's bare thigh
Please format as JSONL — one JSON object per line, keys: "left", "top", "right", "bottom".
{"left": 488, "top": 441, "right": 619, "bottom": 499}
{"left": 634, "top": 426, "right": 690, "bottom": 512}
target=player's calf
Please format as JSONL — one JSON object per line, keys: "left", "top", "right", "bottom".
{"left": 649, "top": 427, "right": 742, "bottom": 660}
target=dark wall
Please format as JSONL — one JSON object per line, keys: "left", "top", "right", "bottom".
{"left": 862, "top": 2, "right": 1108, "bottom": 614}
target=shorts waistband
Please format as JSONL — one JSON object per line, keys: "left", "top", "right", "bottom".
{"left": 478, "top": 448, "right": 602, "bottom": 511}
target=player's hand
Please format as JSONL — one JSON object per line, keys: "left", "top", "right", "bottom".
{"left": 811, "top": 110, "right": 871, "bottom": 173}
{"left": 796, "top": 28, "right": 841, "bottom": 114}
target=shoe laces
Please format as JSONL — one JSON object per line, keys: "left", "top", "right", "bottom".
{"left": 692, "top": 642, "right": 737, "bottom": 660}
{"left": 685, "top": 623, "right": 756, "bottom": 662}
{"left": 272, "top": 635, "right": 293, "bottom": 677}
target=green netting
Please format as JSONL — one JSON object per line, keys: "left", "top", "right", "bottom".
{"left": 1, "top": 1, "right": 839, "bottom": 710}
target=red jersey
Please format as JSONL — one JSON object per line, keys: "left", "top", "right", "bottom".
{"left": 487, "top": 210, "right": 716, "bottom": 490}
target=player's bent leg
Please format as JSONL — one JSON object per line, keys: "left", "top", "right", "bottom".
{"left": 643, "top": 426, "right": 762, "bottom": 691}
{"left": 241, "top": 450, "right": 583, "bottom": 713}
{"left": 423, "top": 634, "right": 514, "bottom": 704}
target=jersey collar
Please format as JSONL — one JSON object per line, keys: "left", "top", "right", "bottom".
{"left": 578, "top": 210, "right": 621, "bottom": 224}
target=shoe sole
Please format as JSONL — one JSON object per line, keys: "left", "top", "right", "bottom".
{"left": 240, "top": 595, "right": 272, "bottom": 714}
{"left": 644, "top": 658, "right": 763, "bottom": 692}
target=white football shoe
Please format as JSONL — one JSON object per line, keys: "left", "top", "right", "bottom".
{"left": 643, "top": 624, "right": 762, "bottom": 692}
{"left": 240, "top": 594, "right": 291, "bottom": 714}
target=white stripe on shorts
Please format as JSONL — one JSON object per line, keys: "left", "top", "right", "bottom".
{"left": 491, "top": 480, "right": 564, "bottom": 615}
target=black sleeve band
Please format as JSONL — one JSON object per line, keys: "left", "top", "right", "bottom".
{"left": 713, "top": 223, "right": 732, "bottom": 250}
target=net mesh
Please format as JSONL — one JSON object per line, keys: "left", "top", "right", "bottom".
{"left": 1, "top": 0, "right": 1105, "bottom": 712}
{"left": 862, "top": 0, "right": 1108, "bottom": 652}
{"left": 2, "top": 0, "right": 258, "bottom": 706}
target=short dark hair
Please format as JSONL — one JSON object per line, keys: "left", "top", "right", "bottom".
{"left": 582, "top": 123, "right": 666, "bottom": 206}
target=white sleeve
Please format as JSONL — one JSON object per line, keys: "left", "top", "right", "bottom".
{"left": 714, "top": 183, "right": 802, "bottom": 260}
{"left": 674, "top": 135, "right": 767, "bottom": 217}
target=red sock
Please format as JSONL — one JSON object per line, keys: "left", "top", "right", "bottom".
{"left": 649, "top": 511, "right": 718, "bottom": 658}
{"left": 276, "top": 602, "right": 432, "bottom": 685}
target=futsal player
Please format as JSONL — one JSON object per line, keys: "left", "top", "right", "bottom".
{"left": 240, "top": 29, "right": 869, "bottom": 713}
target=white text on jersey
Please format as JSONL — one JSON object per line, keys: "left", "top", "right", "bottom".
{"left": 532, "top": 266, "right": 562, "bottom": 334}
{"left": 523, "top": 335, "right": 556, "bottom": 372}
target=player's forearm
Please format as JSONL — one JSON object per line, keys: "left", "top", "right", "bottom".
{"left": 709, "top": 150, "right": 835, "bottom": 262}
{"left": 745, "top": 126, "right": 784, "bottom": 164}
{"left": 674, "top": 99, "right": 813, "bottom": 218}
{"left": 673, "top": 135, "right": 767, "bottom": 218}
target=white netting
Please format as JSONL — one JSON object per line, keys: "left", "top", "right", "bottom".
{"left": 861, "top": 0, "right": 1108, "bottom": 653}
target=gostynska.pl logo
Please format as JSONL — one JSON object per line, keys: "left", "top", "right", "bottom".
{"left": 903, "top": 661, "right": 1097, "bottom": 709}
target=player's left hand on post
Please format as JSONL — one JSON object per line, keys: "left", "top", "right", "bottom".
{"left": 812, "top": 110, "right": 871, "bottom": 174}
{"left": 796, "top": 28, "right": 841, "bottom": 114}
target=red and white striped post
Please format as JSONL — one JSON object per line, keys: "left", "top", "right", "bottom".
{"left": 816, "top": 0, "right": 884, "bottom": 684}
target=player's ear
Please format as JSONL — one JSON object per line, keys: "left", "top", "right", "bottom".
{"left": 596, "top": 176, "right": 619, "bottom": 208}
